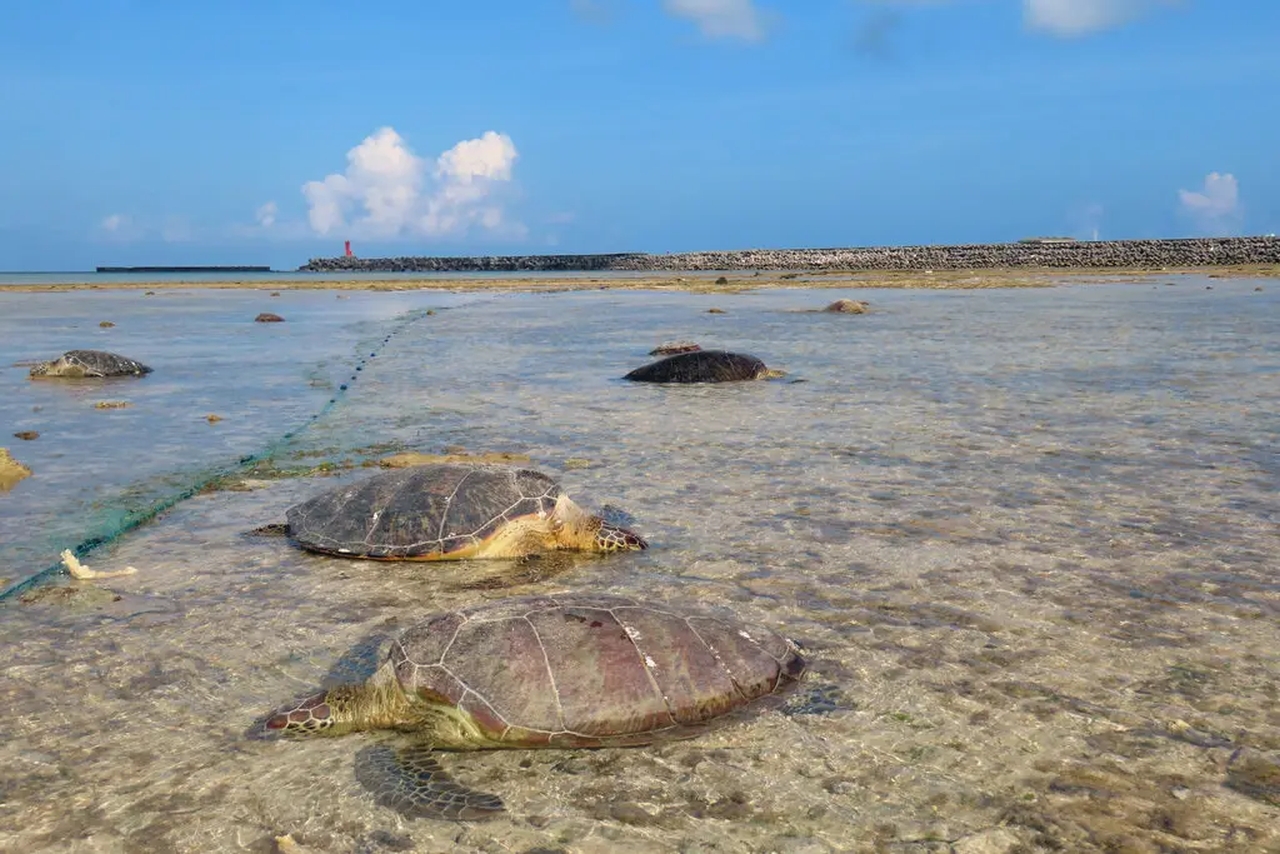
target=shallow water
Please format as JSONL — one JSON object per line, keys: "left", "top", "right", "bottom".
{"left": 2, "top": 277, "right": 1278, "bottom": 853}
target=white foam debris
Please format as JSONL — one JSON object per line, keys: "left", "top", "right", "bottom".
{"left": 60, "top": 550, "right": 138, "bottom": 580}
{"left": 644, "top": 655, "right": 658, "bottom": 669}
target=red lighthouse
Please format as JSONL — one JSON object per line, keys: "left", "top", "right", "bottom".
{"left": 344, "top": 240, "right": 353, "bottom": 257}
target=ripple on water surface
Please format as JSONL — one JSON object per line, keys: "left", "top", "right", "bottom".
{"left": 1, "top": 278, "right": 1278, "bottom": 852}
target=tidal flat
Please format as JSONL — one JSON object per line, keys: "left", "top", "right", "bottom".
{"left": 1, "top": 275, "right": 1277, "bottom": 853}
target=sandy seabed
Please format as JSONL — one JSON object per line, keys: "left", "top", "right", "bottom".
{"left": 1, "top": 277, "right": 1277, "bottom": 854}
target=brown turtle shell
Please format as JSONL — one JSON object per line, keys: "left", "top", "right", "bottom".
{"left": 387, "top": 593, "right": 807, "bottom": 747}
{"left": 285, "top": 463, "right": 563, "bottom": 559}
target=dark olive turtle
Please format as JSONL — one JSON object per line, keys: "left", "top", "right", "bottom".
{"left": 624, "top": 350, "right": 784, "bottom": 384}
{"left": 28, "top": 350, "right": 152, "bottom": 379}
{"left": 253, "top": 593, "right": 807, "bottom": 820}
{"left": 282, "top": 463, "right": 646, "bottom": 560}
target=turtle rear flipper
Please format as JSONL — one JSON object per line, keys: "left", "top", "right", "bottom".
{"left": 355, "top": 743, "right": 505, "bottom": 821}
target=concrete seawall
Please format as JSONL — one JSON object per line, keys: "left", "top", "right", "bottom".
{"left": 298, "top": 236, "right": 1280, "bottom": 274}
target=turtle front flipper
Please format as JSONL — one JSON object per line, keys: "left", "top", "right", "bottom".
{"left": 355, "top": 743, "right": 505, "bottom": 821}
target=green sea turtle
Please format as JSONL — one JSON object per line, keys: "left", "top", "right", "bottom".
{"left": 624, "top": 350, "right": 784, "bottom": 384}
{"left": 28, "top": 349, "right": 152, "bottom": 379}
{"left": 278, "top": 463, "right": 647, "bottom": 560}
{"left": 252, "top": 593, "right": 807, "bottom": 820}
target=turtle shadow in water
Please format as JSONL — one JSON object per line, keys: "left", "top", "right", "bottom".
{"left": 321, "top": 629, "right": 394, "bottom": 687}
{"left": 355, "top": 742, "right": 506, "bottom": 821}
{"left": 448, "top": 551, "right": 591, "bottom": 592}
{"left": 782, "top": 680, "right": 855, "bottom": 716}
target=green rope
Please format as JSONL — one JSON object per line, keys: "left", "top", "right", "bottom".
{"left": 0, "top": 306, "right": 436, "bottom": 603}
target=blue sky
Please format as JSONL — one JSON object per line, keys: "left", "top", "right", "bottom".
{"left": 1, "top": 1, "right": 1276, "bottom": 270}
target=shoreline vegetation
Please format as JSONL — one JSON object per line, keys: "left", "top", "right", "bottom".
{"left": 9, "top": 236, "right": 1279, "bottom": 294}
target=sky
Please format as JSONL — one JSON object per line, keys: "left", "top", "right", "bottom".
{"left": 1, "top": 1, "right": 1276, "bottom": 270}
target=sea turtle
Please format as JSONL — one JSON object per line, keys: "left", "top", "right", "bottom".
{"left": 28, "top": 349, "right": 152, "bottom": 379}
{"left": 624, "top": 350, "right": 784, "bottom": 384}
{"left": 251, "top": 593, "right": 807, "bottom": 820}
{"left": 278, "top": 463, "right": 647, "bottom": 560}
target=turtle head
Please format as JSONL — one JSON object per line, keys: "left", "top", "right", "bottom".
{"left": 27, "top": 362, "right": 50, "bottom": 378}
{"left": 252, "top": 687, "right": 364, "bottom": 739}
{"left": 593, "top": 520, "right": 648, "bottom": 553}
{"left": 550, "top": 494, "right": 647, "bottom": 553}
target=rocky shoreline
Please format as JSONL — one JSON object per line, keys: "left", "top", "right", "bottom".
{"left": 299, "top": 236, "right": 1280, "bottom": 273}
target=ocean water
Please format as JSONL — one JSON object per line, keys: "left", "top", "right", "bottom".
{"left": 1, "top": 277, "right": 1278, "bottom": 853}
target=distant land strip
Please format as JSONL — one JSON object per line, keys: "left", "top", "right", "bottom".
{"left": 299, "top": 236, "right": 1280, "bottom": 273}
{"left": 96, "top": 265, "right": 272, "bottom": 273}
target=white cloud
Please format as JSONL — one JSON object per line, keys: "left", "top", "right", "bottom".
{"left": 95, "top": 213, "right": 143, "bottom": 242}
{"left": 1178, "top": 172, "right": 1242, "bottom": 235}
{"left": 301, "top": 126, "right": 522, "bottom": 240}
{"left": 1023, "top": 0, "right": 1174, "bottom": 37}
{"left": 663, "top": 0, "right": 767, "bottom": 42}
{"left": 256, "top": 201, "right": 278, "bottom": 227}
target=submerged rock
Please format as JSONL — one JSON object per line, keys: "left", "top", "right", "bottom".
{"left": 823, "top": 299, "right": 870, "bottom": 314}
{"left": 649, "top": 340, "right": 702, "bottom": 356}
{"left": 255, "top": 312, "right": 285, "bottom": 323}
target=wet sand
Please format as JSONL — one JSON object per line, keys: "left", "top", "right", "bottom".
{"left": 4, "top": 264, "right": 1279, "bottom": 295}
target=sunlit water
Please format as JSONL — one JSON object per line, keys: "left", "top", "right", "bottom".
{"left": 2, "top": 278, "right": 1278, "bottom": 853}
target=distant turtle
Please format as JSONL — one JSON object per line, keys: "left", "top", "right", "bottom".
{"left": 28, "top": 350, "right": 152, "bottom": 379}
{"left": 252, "top": 593, "right": 807, "bottom": 820}
{"left": 624, "top": 350, "right": 784, "bottom": 384}
{"left": 278, "top": 463, "right": 647, "bottom": 560}
{"left": 649, "top": 340, "right": 702, "bottom": 356}
{"left": 822, "top": 299, "right": 870, "bottom": 314}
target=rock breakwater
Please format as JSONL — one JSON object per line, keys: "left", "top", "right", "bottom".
{"left": 299, "top": 237, "right": 1280, "bottom": 274}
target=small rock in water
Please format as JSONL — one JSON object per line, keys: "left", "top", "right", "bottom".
{"left": 650, "top": 340, "right": 702, "bottom": 356}
{"left": 94, "top": 400, "right": 130, "bottom": 409}
{"left": 707, "top": 307, "right": 726, "bottom": 314}
{"left": 714, "top": 276, "right": 729, "bottom": 285}
{"left": 255, "top": 312, "right": 285, "bottom": 323}
{"left": 99, "top": 320, "right": 115, "bottom": 328}
{"left": 823, "top": 298, "right": 870, "bottom": 314}
{"left": 206, "top": 414, "right": 223, "bottom": 423}
{"left": 270, "top": 291, "right": 281, "bottom": 296}
{"left": 13, "top": 431, "right": 39, "bottom": 440}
